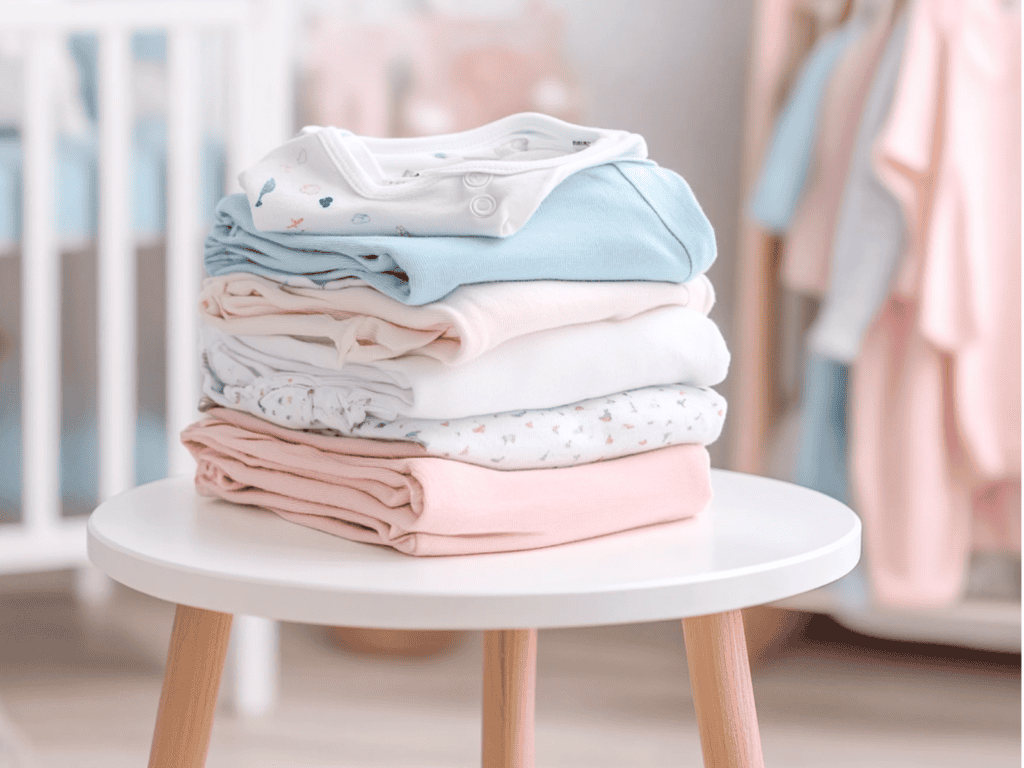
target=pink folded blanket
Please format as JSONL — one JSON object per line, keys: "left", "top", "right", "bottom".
{"left": 182, "top": 412, "right": 712, "bottom": 556}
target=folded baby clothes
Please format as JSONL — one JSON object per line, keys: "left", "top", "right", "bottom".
{"left": 183, "top": 416, "right": 713, "bottom": 556}
{"left": 199, "top": 380, "right": 726, "bottom": 469}
{"left": 239, "top": 112, "right": 647, "bottom": 237}
{"left": 199, "top": 272, "right": 716, "bottom": 367}
{"left": 201, "top": 305, "right": 730, "bottom": 428}
{"left": 206, "top": 160, "right": 716, "bottom": 305}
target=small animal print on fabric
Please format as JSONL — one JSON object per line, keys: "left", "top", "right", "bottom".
{"left": 300, "top": 184, "right": 321, "bottom": 194}
{"left": 287, "top": 218, "right": 304, "bottom": 229}
{"left": 254, "top": 178, "right": 275, "bottom": 207}
{"left": 352, "top": 213, "right": 370, "bottom": 224}
{"left": 319, "top": 197, "right": 333, "bottom": 208}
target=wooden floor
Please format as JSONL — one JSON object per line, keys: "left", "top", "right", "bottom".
{"left": 0, "top": 573, "right": 1019, "bottom": 767}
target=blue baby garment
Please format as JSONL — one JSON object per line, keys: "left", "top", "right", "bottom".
{"left": 747, "top": 20, "right": 863, "bottom": 232}
{"left": 205, "top": 160, "right": 716, "bottom": 306}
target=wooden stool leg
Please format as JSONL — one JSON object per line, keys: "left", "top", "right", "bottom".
{"left": 682, "top": 611, "right": 765, "bottom": 768}
{"left": 482, "top": 629, "right": 537, "bottom": 768}
{"left": 149, "top": 605, "right": 233, "bottom": 768}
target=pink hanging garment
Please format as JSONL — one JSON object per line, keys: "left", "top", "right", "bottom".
{"left": 852, "top": 0, "right": 1021, "bottom": 607}
{"left": 783, "top": 0, "right": 896, "bottom": 295}
{"left": 302, "top": 13, "right": 425, "bottom": 137}
{"left": 182, "top": 410, "right": 712, "bottom": 557}
{"left": 400, "top": 0, "right": 582, "bottom": 137}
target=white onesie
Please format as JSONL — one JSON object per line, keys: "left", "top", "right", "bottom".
{"left": 237, "top": 112, "right": 647, "bottom": 237}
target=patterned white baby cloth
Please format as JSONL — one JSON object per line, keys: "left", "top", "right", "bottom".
{"left": 200, "top": 381, "right": 726, "bottom": 471}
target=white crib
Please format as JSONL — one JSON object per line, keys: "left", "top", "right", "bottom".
{"left": 0, "top": 0, "right": 295, "bottom": 717}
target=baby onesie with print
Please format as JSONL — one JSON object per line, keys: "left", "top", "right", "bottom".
{"left": 237, "top": 112, "right": 647, "bottom": 237}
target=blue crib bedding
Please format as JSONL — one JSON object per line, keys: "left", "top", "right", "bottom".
{"left": 0, "top": 121, "right": 224, "bottom": 250}
{"left": 0, "top": 31, "right": 224, "bottom": 251}
{"left": 0, "top": 357, "right": 168, "bottom": 519}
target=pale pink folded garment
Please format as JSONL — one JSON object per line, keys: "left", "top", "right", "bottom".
{"left": 182, "top": 414, "right": 712, "bottom": 556}
{"left": 198, "top": 273, "right": 715, "bottom": 367}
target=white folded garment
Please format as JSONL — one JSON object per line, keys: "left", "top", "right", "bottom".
{"left": 239, "top": 112, "right": 647, "bottom": 237}
{"left": 201, "top": 305, "right": 730, "bottom": 428}
{"left": 199, "top": 272, "right": 716, "bottom": 366}
{"left": 199, "top": 383, "right": 727, "bottom": 470}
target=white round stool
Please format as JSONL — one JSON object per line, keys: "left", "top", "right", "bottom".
{"left": 87, "top": 469, "right": 860, "bottom": 768}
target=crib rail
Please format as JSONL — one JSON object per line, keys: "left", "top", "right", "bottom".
{"left": 0, "top": 0, "right": 292, "bottom": 718}
{"left": 0, "top": 0, "right": 262, "bottom": 569}
{"left": 20, "top": 33, "right": 61, "bottom": 541}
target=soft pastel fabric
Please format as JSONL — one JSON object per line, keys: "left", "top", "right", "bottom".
{"left": 746, "top": 17, "right": 862, "bottom": 231}
{"left": 199, "top": 381, "right": 726, "bottom": 470}
{"left": 793, "top": 354, "right": 849, "bottom": 505}
{"left": 790, "top": 13, "right": 910, "bottom": 612}
{"left": 302, "top": 14, "right": 414, "bottom": 138}
{"left": 201, "top": 305, "right": 730, "bottom": 428}
{"left": 808, "top": 12, "right": 909, "bottom": 362}
{"left": 239, "top": 113, "right": 646, "bottom": 237}
{"left": 400, "top": 3, "right": 583, "bottom": 136}
{"left": 206, "top": 160, "right": 716, "bottom": 306}
{"left": 790, "top": 355, "right": 872, "bottom": 610}
{"left": 199, "top": 272, "right": 715, "bottom": 367}
{"left": 852, "top": 0, "right": 1021, "bottom": 607}
{"left": 183, "top": 417, "right": 713, "bottom": 556}
{"left": 302, "top": 6, "right": 583, "bottom": 140}
{"left": 783, "top": 0, "right": 896, "bottom": 295}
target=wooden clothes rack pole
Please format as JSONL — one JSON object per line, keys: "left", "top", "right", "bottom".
{"left": 730, "top": 0, "right": 816, "bottom": 474}
{"left": 730, "top": 0, "right": 820, "bottom": 659}
{"left": 729, "top": 0, "right": 1021, "bottom": 654}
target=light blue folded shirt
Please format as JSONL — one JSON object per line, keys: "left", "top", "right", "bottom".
{"left": 747, "top": 18, "right": 863, "bottom": 232}
{"left": 205, "top": 160, "right": 716, "bottom": 306}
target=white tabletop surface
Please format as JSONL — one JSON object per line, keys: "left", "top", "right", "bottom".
{"left": 87, "top": 471, "right": 860, "bottom": 630}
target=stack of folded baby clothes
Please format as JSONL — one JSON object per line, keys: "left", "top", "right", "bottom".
{"left": 182, "top": 113, "right": 730, "bottom": 556}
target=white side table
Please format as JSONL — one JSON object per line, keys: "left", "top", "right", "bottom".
{"left": 87, "top": 469, "right": 860, "bottom": 768}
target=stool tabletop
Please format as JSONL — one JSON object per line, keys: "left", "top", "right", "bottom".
{"left": 87, "top": 471, "right": 860, "bottom": 629}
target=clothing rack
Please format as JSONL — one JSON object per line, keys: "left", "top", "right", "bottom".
{"left": 729, "top": 0, "right": 1020, "bottom": 653}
